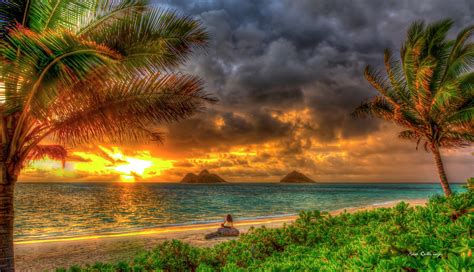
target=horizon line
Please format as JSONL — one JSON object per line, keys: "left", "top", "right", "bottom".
{"left": 16, "top": 181, "right": 468, "bottom": 184}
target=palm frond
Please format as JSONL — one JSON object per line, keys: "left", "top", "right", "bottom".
{"left": 401, "top": 38, "right": 420, "bottom": 93}
{"left": 444, "top": 43, "right": 474, "bottom": 81}
{"left": 413, "top": 57, "right": 436, "bottom": 106}
{"left": 28, "top": 0, "right": 95, "bottom": 32}
{"left": 429, "top": 42, "right": 452, "bottom": 92}
{"left": 398, "top": 130, "right": 420, "bottom": 140}
{"left": 363, "top": 66, "right": 404, "bottom": 108}
{"left": 399, "top": 129, "right": 426, "bottom": 150}
{"left": 423, "top": 19, "right": 453, "bottom": 57}
{"left": 24, "top": 144, "right": 67, "bottom": 168}
{"left": 84, "top": 8, "right": 208, "bottom": 69}
{"left": 384, "top": 49, "right": 409, "bottom": 103}
{"left": 431, "top": 81, "right": 463, "bottom": 116}
{"left": 46, "top": 71, "right": 216, "bottom": 145}
{"left": 446, "top": 107, "right": 474, "bottom": 128}
{"left": 352, "top": 97, "right": 394, "bottom": 120}
{"left": 443, "top": 25, "right": 474, "bottom": 81}
{"left": 1, "top": 0, "right": 213, "bottom": 174}
{"left": 406, "top": 21, "right": 425, "bottom": 47}
{"left": 77, "top": 0, "right": 149, "bottom": 35}
{"left": 357, "top": 19, "right": 474, "bottom": 151}
{"left": 440, "top": 132, "right": 474, "bottom": 148}
{"left": 1, "top": 26, "right": 121, "bottom": 114}
{"left": 426, "top": 19, "right": 454, "bottom": 93}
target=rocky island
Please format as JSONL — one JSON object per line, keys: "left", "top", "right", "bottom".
{"left": 180, "top": 169, "right": 227, "bottom": 183}
{"left": 280, "top": 171, "right": 315, "bottom": 183}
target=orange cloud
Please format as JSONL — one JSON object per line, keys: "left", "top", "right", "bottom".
{"left": 23, "top": 146, "right": 173, "bottom": 182}
{"left": 19, "top": 107, "right": 473, "bottom": 184}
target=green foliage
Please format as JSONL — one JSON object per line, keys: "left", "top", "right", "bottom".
{"left": 353, "top": 19, "right": 474, "bottom": 196}
{"left": 60, "top": 191, "right": 474, "bottom": 271}
{"left": 0, "top": 0, "right": 213, "bottom": 172}
{"left": 0, "top": 2, "right": 212, "bottom": 270}
{"left": 467, "top": 177, "right": 474, "bottom": 191}
{"left": 353, "top": 19, "right": 474, "bottom": 150}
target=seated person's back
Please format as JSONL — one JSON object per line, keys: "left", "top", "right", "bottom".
{"left": 205, "top": 214, "right": 239, "bottom": 239}
{"left": 221, "top": 214, "right": 234, "bottom": 228}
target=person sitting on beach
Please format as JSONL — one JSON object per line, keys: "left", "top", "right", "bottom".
{"left": 220, "top": 214, "right": 234, "bottom": 228}
{"left": 205, "top": 214, "right": 239, "bottom": 239}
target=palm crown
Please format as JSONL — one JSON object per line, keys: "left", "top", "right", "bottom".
{"left": 353, "top": 19, "right": 474, "bottom": 196}
{"left": 0, "top": 1, "right": 213, "bottom": 270}
{"left": 0, "top": 0, "right": 214, "bottom": 177}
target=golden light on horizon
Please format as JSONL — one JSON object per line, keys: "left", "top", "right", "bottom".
{"left": 24, "top": 146, "right": 174, "bottom": 182}
{"left": 99, "top": 147, "right": 153, "bottom": 182}
{"left": 73, "top": 146, "right": 174, "bottom": 182}
{"left": 19, "top": 105, "right": 473, "bottom": 184}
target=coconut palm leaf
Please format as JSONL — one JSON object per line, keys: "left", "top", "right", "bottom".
{"left": 27, "top": 0, "right": 94, "bottom": 32}
{"left": 23, "top": 144, "right": 67, "bottom": 168}
{"left": 354, "top": 19, "right": 474, "bottom": 196}
{"left": 384, "top": 49, "right": 409, "bottom": 103}
{"left": 0, "top": 1, "right": 212, "bottom": 270}
{"left": 0, "top": 0, "right": 211, "bottom": 169}
{"left": 84, "top": 7, "right": 208, "bottom": 69}
{"left": 1, "top": 27, "right": 122, "bottom": 112}
{"left": 45, "top": 72, "right": 215, "bottom": 145}
{"left": 77, "top": 0, "right": 149, "bottom": 35}
{"left": 446, "top": 107, "right": 474, "bottom": 129}
{"left": 353, "top": 97, "right": 394, "bottom": 121}
{"left": 443, "top": 25, "right": 474, "bottom": 81}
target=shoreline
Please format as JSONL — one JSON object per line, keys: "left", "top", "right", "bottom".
{"left": 14, "top": 215, "right": 299, "bottom": 246}
{"left": 15, "top": 198, "right": 427, "bottom": 271}
{"left": 14, "top": 198, "right": 423, "bottom": 245}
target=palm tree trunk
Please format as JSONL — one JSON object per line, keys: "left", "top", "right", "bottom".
{"left": 432, "top": 147, "right": 452, "bottom": 197}
{"left": 0, "top": 172, "right": 16, "bottom": 272}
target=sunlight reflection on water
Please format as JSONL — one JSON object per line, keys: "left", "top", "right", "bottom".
{"left": 14, "top": 182, "right": 464, "bottom": 241}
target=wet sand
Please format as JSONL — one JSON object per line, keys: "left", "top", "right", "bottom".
{"left": 15, "top": 199, "right": 427, "bottom": 271}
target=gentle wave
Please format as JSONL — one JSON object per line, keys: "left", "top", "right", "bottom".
{"left": 371, "top": 200, "right": 400, "bottom": 206}
{"left": 14, "top": 183, "right": 463, "bottom": 241}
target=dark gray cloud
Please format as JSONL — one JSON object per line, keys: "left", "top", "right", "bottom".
{"left": 150, "top": 0, "right": 474, "bottom": 182}
{"left": 165, "top": 108, "right": 292, "bottom": 151}
{"left": 158, "top": 0, "right": 473, "bottom": 147}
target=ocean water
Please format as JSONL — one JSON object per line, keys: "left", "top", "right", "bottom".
{"left": 14, "top": 182, "right": 465, "bottom": 241}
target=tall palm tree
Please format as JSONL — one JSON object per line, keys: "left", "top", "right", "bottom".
{"left": 353, "top": 19, "right": 474, "bottom": 197}
{"left": 0, "top": 1, "right": 214, "bottom": 270}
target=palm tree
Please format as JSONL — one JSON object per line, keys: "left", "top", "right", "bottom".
{"left": 0, "top": 1, "right": 214, "bottom": 270}
{"left": 353, "top": 19, "right": 474, "bottom": 197}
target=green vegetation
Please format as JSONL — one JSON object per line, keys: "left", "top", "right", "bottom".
{"left": 468, "top": 178, "right": 474, "bottom": 191}
{"left": 353, "top": 19, "right": 474, "bottom": 197}
{"left": 60, "top": 191, "right": 473, "bottom": 271}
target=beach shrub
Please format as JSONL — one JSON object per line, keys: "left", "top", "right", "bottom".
{"left": 137, "top": 240, "right": 201, "bottom": 271}
{"left": 60, "top": 191, "right": 474, "bottom": 271}
{"left": 467, "top": 178, "right": 474, "bottom": 191}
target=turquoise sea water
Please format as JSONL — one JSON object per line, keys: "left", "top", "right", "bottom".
{"left": 14, "top": 182, "right": 465, "bottom": 241}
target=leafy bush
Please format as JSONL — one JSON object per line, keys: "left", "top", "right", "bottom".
{"left": 59, "top": 191, "right": 473, "bottom": 271}
{"left": 467, "top": 177, "right": 474, "bottom": 191}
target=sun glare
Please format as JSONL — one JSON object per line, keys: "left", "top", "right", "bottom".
{"left": 93, "top": 146, "right": 173, "bottom": 182}
{"left": 26, "top": 146, "right": 174, "bottom": 182}
{"left": 114, "top": 158, "right": 152, "bottom": 182}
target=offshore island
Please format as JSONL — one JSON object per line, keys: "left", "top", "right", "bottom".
{"left": 180, "top": 170, "right": 227, "bottom": 183}
{"left": 280, "top": 171, "right": 316, "bottom": 183}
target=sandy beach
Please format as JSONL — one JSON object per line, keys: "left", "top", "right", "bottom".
{"left": 15, "top": 199, "right": 427, "bottom": 271}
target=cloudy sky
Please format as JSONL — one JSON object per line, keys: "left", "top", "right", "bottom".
{"left": 23, "top": 0, "right": 473, "bottom": 183}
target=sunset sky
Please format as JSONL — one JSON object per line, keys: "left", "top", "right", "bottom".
{"left": 21, "top": 0, "right": 473, "bottom": 183}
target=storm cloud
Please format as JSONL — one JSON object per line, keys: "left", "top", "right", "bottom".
{"left": 145, "top": 0, "right": 474, "bottom": 182}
